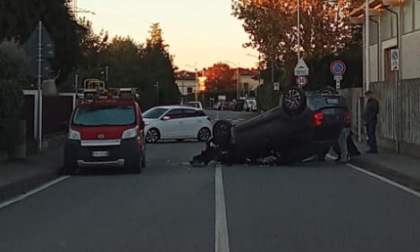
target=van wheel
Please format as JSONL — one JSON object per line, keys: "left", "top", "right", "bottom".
{"left": 62, "top": 158, "right": 77, "bottom": 175}
{"left": 282, "top": 87, "right": 306, "bottom": 116}
{"left": 130, "top": 159, "right": 142, "bottom": 174}
{"left": 141, "top": 152, "right": 146, "bottom": 168}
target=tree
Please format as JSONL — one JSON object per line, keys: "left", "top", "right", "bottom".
{"left": 0, "top": 40, "right": 27, "bottom": 155}
{"left": 231, "top": 0, "right": 364, "bottom": 75}
{"left": 0, "top": 0, "right": 84, "bottom": 83}
{"left": 204, "top": 63, "right": 236, "bottom": 92}
{"left": 139, "top": 23, "right": 180, "bottom": 109}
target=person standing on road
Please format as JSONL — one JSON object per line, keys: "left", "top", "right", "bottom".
{"left": 362, "top": 90, "right": 379, "bottom": 154}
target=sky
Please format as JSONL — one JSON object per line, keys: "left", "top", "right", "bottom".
{"left": 77, "top": 0, "right": 260, "bottom": 70}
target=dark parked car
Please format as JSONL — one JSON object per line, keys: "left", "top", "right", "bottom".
{"left": 191, "top": 86, "right": 350, "bottom": 165}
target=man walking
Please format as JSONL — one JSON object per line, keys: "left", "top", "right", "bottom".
{"left": 362, "top": 90, "right": 379, "bottom": 154}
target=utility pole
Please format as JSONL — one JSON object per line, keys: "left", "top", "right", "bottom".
{"left": 297, "top": 0, "right": 301, "bottom": 60}
{"left": 37, "top": 21, "right": 43, "bottom": 153}
{"left": 155, "top": 81, "right": 159, "bottom": 105}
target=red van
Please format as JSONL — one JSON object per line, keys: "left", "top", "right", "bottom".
{"left": 63, "top": 84, "right": 146, "bottom": 175}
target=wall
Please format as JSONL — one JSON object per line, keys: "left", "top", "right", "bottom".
{"left": 341, "top": 79, "right": 420, "bottom": 158}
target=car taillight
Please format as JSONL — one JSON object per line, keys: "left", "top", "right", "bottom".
{"left": 311, "top": 112, "right": 324, "bottom": 127}
{"left": 345, "top": 111, "right": 351, "bottom": 125}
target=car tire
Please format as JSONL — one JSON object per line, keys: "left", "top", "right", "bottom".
{"left": 130, "top": 157, "right": 142, "bottom": 174}
{"left": 282, "top": 87, "right": 306, "bottom": 115}
{"left": 320, "top": 86, "right": 338, "bottom": 95}
{"left": 141, "top": 152, "right": 146, "bottom": 168}
{"left": 197, "top": 127, "right": 211, "bottom": 142}
{"left": 146, "top": 128, "right": 160, "bottom": 143}
{"left": 62, "top": 161, "right": 77, "bottom": 175}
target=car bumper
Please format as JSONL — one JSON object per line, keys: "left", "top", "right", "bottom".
{"left": 64, "top": 138, "right": 142, "bottom": 169}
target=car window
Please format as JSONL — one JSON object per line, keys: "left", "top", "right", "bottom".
{"left": 195, "top": 110, "right": 206, "bottom": 117}
{"left": 184, "top": 109, "right": 198, "bottom": 118}
{"left": 165, "top": 108, "right": 184, "bottom": 119}
{"left": 143, "top": 108, "right": 168, "bottom": 119}
{"left": 72, "top": 106, "right": 135, "bottom": 126}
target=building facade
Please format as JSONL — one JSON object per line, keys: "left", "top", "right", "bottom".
{"left": 351, "top": 0, "right": 420, "bottom": 84}
{"left": 350, "top": 0, "right": 420, "bottom": 157}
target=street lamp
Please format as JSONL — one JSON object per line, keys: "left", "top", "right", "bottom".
{"left": 224, "top": 60, "right": 240, "bottom": 100}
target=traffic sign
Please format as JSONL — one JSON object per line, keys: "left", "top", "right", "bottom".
{"left": 330, "top": 60, "right": 346, "bottom": 76}
{"left": 296, "top": 76, "right": 308, "bottom": 87}
{"left": 294, "top": 58, "right": 309, "bottom": 76}
{"left": 391, "top": 49, "right": 399, "bottom": 71}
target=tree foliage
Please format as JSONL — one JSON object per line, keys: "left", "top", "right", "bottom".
{"left": 0, "top": 40, "right": 26, "bottom": 152}
{"left": 0, "top": 0, "right": 84, "bottom": 82}
{"left": 231, "top": 0, "right": 364, "bottom": 73}
{"left": 204, "top": 63, "right": 236, "bottom": 92}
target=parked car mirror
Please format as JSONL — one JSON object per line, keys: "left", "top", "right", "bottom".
{"left": 162, "top": 116, "right": 171, "bottom": 121}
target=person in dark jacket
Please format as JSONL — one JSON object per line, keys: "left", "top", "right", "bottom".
{"left": 362, "top": 90, "right": 379, "bottom": 153}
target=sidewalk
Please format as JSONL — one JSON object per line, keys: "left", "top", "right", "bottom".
{"left": 0, "top": 136, "right": 65, "bottom": 202}
{"left": 348, "top": 140, "right": 420, "bottom": 192}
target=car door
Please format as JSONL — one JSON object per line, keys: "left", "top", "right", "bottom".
{"left": 159, "top": 108, "right": 184, "bottom": 139}
{"left": 181, "top": 109, "right": 201, "bottom": 138}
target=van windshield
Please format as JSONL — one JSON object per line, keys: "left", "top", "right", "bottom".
{"left": 72, "top": 106, "right": 136, "bottom": 126}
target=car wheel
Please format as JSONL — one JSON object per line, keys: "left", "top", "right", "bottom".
{"left": 212, "top": 120, "right": 232, "bottom": 147}
{"left": 282, "top": 87, "right": 306, "bottom": 115}
{"left": 146, "top": 128, "right": 160, "bottom": 143}
{"left": 320, "top": 86, "right": 338, "bottom": 95}
{"left": 197, "top": 127, "right": 211, "bottom": 142}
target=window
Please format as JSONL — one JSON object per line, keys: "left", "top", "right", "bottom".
{"left": 187, "top": 87, "right": 193, "bottom": 94}
{"left": 165, "top": 109, "right": 184, "bottom": 119}
{"left": 184, "top": 109, "right": 197, "bottom": 118}
{"left": 403, "top": 0, "right": 413, "bottom": 34}
{"left": 381, "top": 11, "right": 392, "bottom": 40}
{"left": 143, "top": 108, "right": 168, "bottom": 119}
{"left": 384, "top": 47, "right": 397, "bottom": 83}
{"left": 415, "top": 0, "right": 420, "bottom": 30}
{"left": 73, "top": 106, "right": 135, "bottom": 126}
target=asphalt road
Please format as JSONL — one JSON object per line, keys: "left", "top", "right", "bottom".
{"left": 1, "top": 111, "right": 420, "bottom": 252}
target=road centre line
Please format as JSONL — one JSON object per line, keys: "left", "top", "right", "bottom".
{"left": 215, "top": 165, "right": 231, "bottom": 252}
{"left": 0, "top": 176, "right": 70, "bottom": 210}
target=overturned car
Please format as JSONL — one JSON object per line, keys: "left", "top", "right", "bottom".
{"left": 191, "top": 86, "right": 351, "bottom": 166}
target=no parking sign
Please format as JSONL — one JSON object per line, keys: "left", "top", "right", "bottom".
{"left": 330, "top": 60, "right": 346, "bottom": 90}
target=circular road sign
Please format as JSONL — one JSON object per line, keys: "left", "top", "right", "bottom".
{"left": 330, "top": 60, "right": 346, "bottom": 76}
{"left": 296, "top": 76, "right": 308, "bottom": 87}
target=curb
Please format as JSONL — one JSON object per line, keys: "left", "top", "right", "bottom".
{"left": 0, "top": 170, "right": 61, "bottom": 204}
{"left": 0, "top": 135, "right": 66, "bottom": 204}
{"left": 349, "top": 158, "right": 420, "bottom": 193}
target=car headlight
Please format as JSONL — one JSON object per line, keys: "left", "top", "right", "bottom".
{"left": 68, "top": 129, "right": 81, "bottom": 140}
{"left": 122, "top": 127, "right": 138, "bottom": 139}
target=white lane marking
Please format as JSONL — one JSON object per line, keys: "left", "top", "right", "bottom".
{"left": 215, "top": 166, "right": 230, "bottom": 252}
{"left": 346, "top": 163, "right": 420, "bottom": 199}
{"left": 326, "top": 154, "right": 420, "bottom": 198}
{"left": 0, "top": 176, "right": 70, "bottom": 209}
